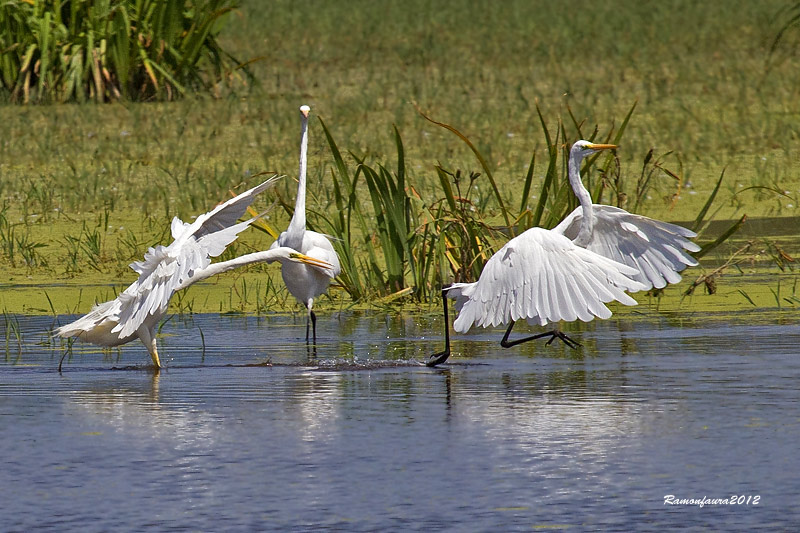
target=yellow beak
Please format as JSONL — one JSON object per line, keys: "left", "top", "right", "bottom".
{"left": 587, "top": 143, "right": 617, "bottom": 151}
{"left": 291, "top": 252, "right": 333, "bottom": 270}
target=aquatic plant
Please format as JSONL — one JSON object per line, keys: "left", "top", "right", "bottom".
{"left": 2, "top": 309, "right": 23, "bottom": 357}
{"left": 0, "top": 97, "right": 747, "bottom": 314}
{"left": 0, "top": 212, "right": 48, "bottom": 269}
{"left": 302, "top": 100, "right": 732, "bottom": 306}
{"left": 0, "top": 0, "right": 248, "bottom": 103}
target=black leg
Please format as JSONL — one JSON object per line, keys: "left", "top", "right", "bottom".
{"left": 310, "top": 310, "right": 317, "bottom": 345}
{"left": 500, "top": 321, "right": 581, "bottom": 350}
{"left": 58, "top": 346, "right": 69, "bottom": 373}
{"left": 58, "top": 337, "right": 75, "bottom": 372}
{"left": 427, "top": 286, "right": 452, "bottom": 367}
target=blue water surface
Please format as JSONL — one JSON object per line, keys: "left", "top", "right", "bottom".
{"left": 1, "top": 311, "right": 798, "bottom": 531}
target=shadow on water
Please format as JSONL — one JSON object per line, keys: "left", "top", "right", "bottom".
{"left": 1, "top": 310, "right": 799, "bottom": 530}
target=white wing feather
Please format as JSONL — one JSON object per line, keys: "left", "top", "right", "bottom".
{"left": 172, "top": 175, "right": 281, "bottom": 243}
{"left": 54, "top": 300, "right": 123, "bottom": 340}
{"left": 58, "top": 176, "right": 280, "bottom": 341}
{"left": 552, "top": 204, "right": 700, "bottom": 290}
{"left": 449, "top": 228, "right": 647, "bottom": 333}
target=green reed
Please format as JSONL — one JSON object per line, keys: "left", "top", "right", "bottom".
{"left": 0, "top": 0, "right": 247, "bottom": 103}
{"left": 300, "top": 100, "right": 734, "bottom": 304}
{"left": 3, "top": 309, "right": 23, "bottom": 357}
{"left": 0, "top": 98, "right": 746, "bottom": 313}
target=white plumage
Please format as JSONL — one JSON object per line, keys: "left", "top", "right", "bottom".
{"left": 553, "top": 204, "right": 700, "bottom": 289}
{"left": 270, "top": 105, "right": 341, "bottom": 343}
{"left": 428, "top": 140, "right": 699, "bottom": 366}
{"left": 552, "top": 140, "right": 700, "bottom": 291}
{"left": 56, "top": 175, "right": 333, "bottom": 369}
{"left": 448, "top": 228, "right": 644, "bottom": 333}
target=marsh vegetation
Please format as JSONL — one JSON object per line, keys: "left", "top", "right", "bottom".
{"left": 1, "top": 0, "right": 799, "bottom": 316}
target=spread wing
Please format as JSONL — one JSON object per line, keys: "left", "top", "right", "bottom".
{"left": 552, "top": 204, "right": 700, "bottom": 290}
{"left": 111, "top": 244, "right": 187, "bottom": 338}
{"left": 171, "top": 175, "right": 282, "bottom": 243}
{"left": 111, "top": 176, "right": 281, "bottom": 338}
{"left": 450, "top": 228, "right": 647, "bottom": 333}
{"left": 54, "top": 299, "right": 122, "bottom": 340}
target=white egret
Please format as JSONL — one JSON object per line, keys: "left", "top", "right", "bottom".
{"left": 270, "top": 105, "right": 341, "bottom": 344}
{"left": 428, "top": 141, "right": 699, "bottom": 366}
{"left": 56, "top": 175, "right": 333, "bottom": 369}
{"left": 552, "top": 140, "right": 700, "bottom": 289}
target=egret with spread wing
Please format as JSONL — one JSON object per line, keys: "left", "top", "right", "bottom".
{"left": 428, "top": 141, "right": 699, "bottom": 367}
{"left": 56, "top": 175, "right": 333, "bottom": 369}
{"left": 270, "top": 105, "right": 341, "bottom": 344}
{"left": 552, "top": 140, "right": 700, "bottom": 289}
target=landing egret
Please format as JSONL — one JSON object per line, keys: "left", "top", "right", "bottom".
{"left": 552, "top": 140, "right": 700, "bottom": 289}
{"left": 270, "top": 105, "right": 341, "bottom": 344}
{"left": 428, "top": 141, "right": 699, "bottom": 366}
{"left": 56, "top": 175, "right": 333, "bottom": 369}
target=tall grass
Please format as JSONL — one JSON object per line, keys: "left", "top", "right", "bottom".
{"left": 0, "top": 0, "right": 247, "bottom": 103}
{"left": 1, "top": 0, "right": 794, "bottom": 312}
{"left": 219, "top": 0, "right": 800, "bottom": 166}
{"left": 770, "top": 2, "right": 800, "bottom": 53}
{"left": 0, "top": 204, "right": 48, "bottom": 269}
{"left": 0, "top": 99, "right": 753, "bottom": 312}
{"left": 3, "top": 309, "right": 23, "bottom": 358}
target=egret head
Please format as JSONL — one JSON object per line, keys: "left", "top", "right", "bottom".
{"left": 571, "top": 139, "right": 617, "bottom": 159}
{"left": 299, "top": 105, "right": 311, "bottom": 118}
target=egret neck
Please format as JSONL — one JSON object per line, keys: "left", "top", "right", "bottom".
{"left": 285, "top": 106, "right": 309, "bottom": 249}
{"left": 568, "top": 147, "right": 595, "bottom": 248}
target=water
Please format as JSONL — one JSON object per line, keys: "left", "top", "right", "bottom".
{"left": 1, "top": 311, "right": 799, "bottom": 530}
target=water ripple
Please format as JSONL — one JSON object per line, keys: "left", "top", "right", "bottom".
{"left": 1, "top": 311, "right": 798, "bottom": 530}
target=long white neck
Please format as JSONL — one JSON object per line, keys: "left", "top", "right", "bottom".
{"left": 175, "top": 248, "right": 296, "bottom": 292}
{"left": 568, "top": 148, "right": 595, "bottom": 247}
{"left": 285, "top": 112, "right": 308, "bottom": 246}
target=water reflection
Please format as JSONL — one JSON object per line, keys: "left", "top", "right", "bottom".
{"left": 286, "top": 371, "right": 343, "bottom": 447}
{"left": 451, "top": 374, "right": 651, "bottom": 479}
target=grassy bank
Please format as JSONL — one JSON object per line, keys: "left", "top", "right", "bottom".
{"left": 1, "top": 0, "right": 799, "bottom": 315}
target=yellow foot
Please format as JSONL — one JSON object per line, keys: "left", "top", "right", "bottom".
{"left": 150, "top": 348, "right": 162, "bottom": 369}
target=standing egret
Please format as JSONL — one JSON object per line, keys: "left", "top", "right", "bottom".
{"left": 270, "top": 105, "right": 341, "bottom": 344}
{"left": 56, "top": 175, "right": 333, "bottom": 369}
{"left": 428, "top": 141, "right": 699, "bottom": 366}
